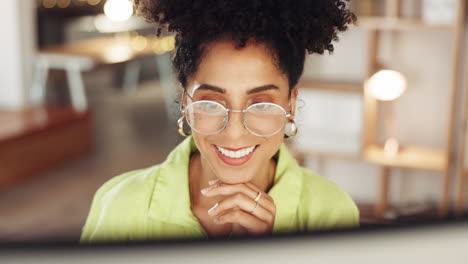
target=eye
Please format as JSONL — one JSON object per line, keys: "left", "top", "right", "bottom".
{"left": 197, "top": 96, "right": 227, "bottom": 107}
{"left": 249, "top": 95, "right": 275, "bottom": 105}
{"left": 251, "top": 103, "right": 274, "bottom": 111}
{"left": 199, "top": 101, "right": 222, "bottom": 112}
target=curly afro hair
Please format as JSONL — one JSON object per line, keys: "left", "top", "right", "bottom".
{"left": 133, "top": 0, "right": 356, "bottom": 91}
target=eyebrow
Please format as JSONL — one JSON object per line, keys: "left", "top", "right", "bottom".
{"left": 194, "top": 84, "right": 280, "bottom": 95}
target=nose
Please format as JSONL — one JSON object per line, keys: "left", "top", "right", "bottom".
{"left": 223, "top": 111, "right": 249, "bottom": 139}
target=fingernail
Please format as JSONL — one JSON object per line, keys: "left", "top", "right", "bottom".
{"left": 208, "top": 179, "right": 219, "bottom": 185}
{"left": 208, "top": 202, "right": 218, "bottom": 215}
{"left": 201, "top": 188, "right": 209, "bottom": 194}
{"left": 201, "top": 182, "right": 220, "bottom": 194}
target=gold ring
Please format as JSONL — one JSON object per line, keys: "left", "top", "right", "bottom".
{"left": 250, "top": 202, "right": 259, "bottom": 214}
{"left": 254, "top": 192, "right": 262, "bottom": 202}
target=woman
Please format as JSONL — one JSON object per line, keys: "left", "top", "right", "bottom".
{"left": 81, "top": 0, "right": 358, "bottom": 241}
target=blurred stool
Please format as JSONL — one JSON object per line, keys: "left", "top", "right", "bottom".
{"left": 29, "top": 37, "right": 164, "bottom": 112}
{"left": 30, "top": 53, "right": 95, "bottom": 112}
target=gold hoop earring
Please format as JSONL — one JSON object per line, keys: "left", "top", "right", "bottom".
{"left": 177, "top": 116, "right": 191, "bottom": 137}
{"left": 284, "top": 119, "right": 297, "bottom": 139}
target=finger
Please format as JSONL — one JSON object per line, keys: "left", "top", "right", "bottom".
{"left": 200, "top": 181, "right": 223, "bottom": 193}
{"left": 215, "top": 209, "right": 270, "bottom": 235}
{"left": 204, "top": 183, "right": 276, "bottom": 214}
{"left": 208, "top": 179, "right": 220, "bottom": 185}
{"left": 202, "top": 184, "right": 276, "bottom": 214}
{"left": 245, "top": 182, "right": 274, "bottom": 203}
{"left": 202, "top": 183, "right": 255, "bottom": 197}
{"left": 208, "top": 193, "right": 274, "bottom": 224}
{"left": 202, "top": 183, "right": 271, "bottom": 205}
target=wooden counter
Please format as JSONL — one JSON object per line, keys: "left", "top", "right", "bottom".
{"left": 0, "top": 107, "right": 92, "bottom": 190}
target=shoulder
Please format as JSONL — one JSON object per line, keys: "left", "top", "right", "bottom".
{"left": 96, "top": 165, "right": 159, "bottom": 201}
{"left": 300, "top": 168, "right": 355, "bottom": 207}
{"left": 80, "top": 165, "right": 161, "bottom": 242}
{"left": 298, "top": 168, "right": 359, "bottom": 230}
{"left": 97, "top": 166, "right": 159, "bottom": 205}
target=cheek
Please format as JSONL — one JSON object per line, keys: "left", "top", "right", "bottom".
{"left": 192, "top": 133, "right": 219, "bottom": 163}
{"left": 192, "top": 134, "right": 209, "bottom": 152}
{"left": 260, "top": 134, "right": 284, "bottom": 157}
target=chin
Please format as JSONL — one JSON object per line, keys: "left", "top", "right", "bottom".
{"left": 216, "top": 167, "right": 255, "bottom": 184}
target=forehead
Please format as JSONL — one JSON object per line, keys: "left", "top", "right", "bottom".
{"left": 186, "top": 39, "right": 288, "bottom": 96}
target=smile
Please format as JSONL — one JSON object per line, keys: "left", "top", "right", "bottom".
{"left": 216, "top": 145, "right": 256, "bottom": 158}
{"left": 214, "top": 145, "right": 258, "bottom": 166}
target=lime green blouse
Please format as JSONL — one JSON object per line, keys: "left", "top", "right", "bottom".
{"left": 80, "top": 136, "right": 359, "bottom": 242}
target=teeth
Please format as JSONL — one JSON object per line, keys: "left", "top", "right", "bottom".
{"left": 216, "top": 145, "right": 256, "bottom": 159}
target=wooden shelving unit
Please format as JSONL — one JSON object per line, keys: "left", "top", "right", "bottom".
{"left": 361, "top": 0, "right": 466, "bottom": 218}
{"left": 455, "top": 169, "right": 468, "bottom": 216}
{"left": 287, "top": 144, "right": 360, "bottom": 167}
{"left": 363, "top": 145, "right": 447, "bottom": 171}
{"left": 455, "top": 24, "right": 468, "bottom": 216}
{"left": 293, "top": 0, "right": 466, "bottom": 219}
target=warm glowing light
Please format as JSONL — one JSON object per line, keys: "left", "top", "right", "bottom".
{"left": 367, "top": 70, "right": 407, "bottom": 101}
{"left": 103, "top": 43, "right": 133, "bottom": 63}
{"left": 75, "top": 0, "right": 86, "bottom": 6}
{"left": 157, "top": 36, "right": 176, "bottom": 52}
{"left": 87, "top": 0, "right": 101, "bottom": 5}
{"left": 131, "top": 36, "right": 148, "bottom": 51}
{"left": 162, "top": 36, "right": 175, "bottom": 51}
{"left": 384, "top": 138, "right": 400, "bottom": 157}
{"left": 43, "top": 0, "right": 57, "bottom": 8}
{"left": 152, "top": 39, "right": 166, "bottom": 54}
{"left": 104, "top": 0, "right": 134, "bottom": 22}
{"left": 57, "top": 0, "right": 71, "bottom": 8}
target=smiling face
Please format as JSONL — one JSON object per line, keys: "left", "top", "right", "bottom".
{"left": 184, "top": 38, "right": 297, "bottom": 184}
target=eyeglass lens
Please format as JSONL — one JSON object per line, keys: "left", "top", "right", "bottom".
{"left": 185, "top": 101, "right": 288, "bottom": 136}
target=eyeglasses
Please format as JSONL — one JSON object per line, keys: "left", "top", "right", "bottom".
{"left": 181, "top": 100, "right": 292, "bottom": 137}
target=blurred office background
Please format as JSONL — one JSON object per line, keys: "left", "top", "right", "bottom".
{"left": 0, "top": 0, "right": 467, "bottom": 241}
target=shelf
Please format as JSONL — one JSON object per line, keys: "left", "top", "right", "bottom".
{"left": 300, "top": 150, "right": 360, "bottom": 161}
{"left": 298, "top": 80, "right": 362, "bottom": 93}
{"left": 288, "top": 144, "right": 446, "bottom": 171}
{"left": 286, "top": 142, "right": 361, "bottom": 162}
{"left": 363, "top": 144, "right": 447, "bottom": 171}
{"left": 357, "top": 16, "right": 456, "bottom": 31}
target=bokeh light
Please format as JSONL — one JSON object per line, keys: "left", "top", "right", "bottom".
{"left": 87, "top": 0, "right": 101, "bottom": 5}
{"left": 131, "top": 36, "right": 148, "bottom": 51}
{"left": 57, "top": 0, "right": 71, "bottom": 8}
{"left": 104, "top": 0, "right": 134, "bottom": 22}
{"left": 367, "top": 69, "right": 407, "bottom": 101}
{"left": 43, "top": 0, "right": 57, "bottom": 8}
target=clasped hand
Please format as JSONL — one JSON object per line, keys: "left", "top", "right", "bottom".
{"left": 201, "top": 179, "right": 276, "bottom": 236}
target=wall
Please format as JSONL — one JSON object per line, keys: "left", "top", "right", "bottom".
{"left": 0, "top": 0, "right": 36, "bottom": 110}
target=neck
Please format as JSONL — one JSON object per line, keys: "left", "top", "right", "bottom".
{"left": 189, "top": 152, "right": 276, "bottom": 208}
